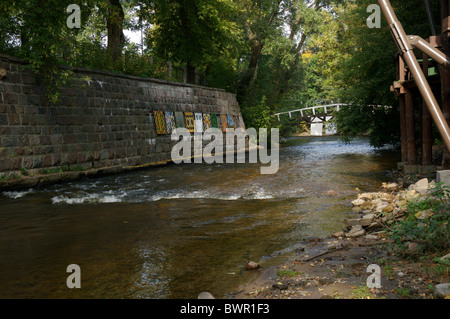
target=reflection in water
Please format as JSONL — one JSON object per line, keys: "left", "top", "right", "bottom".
{"left": 134, "top": 245, "right": 172, "bottom": 299}
{"left": 0, "top": 137, "right": 400, "bottom": 298}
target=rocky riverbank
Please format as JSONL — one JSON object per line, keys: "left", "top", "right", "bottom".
{"left": 227, "top": 178, "right": 449, "bottom": 299}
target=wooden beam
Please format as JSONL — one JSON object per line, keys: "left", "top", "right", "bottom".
{"left": 441, "top": 10, "right": 450, "bottom": 168}
{"left": 405, "top": 90, "right": 416, "bottom": 165}
{"left": 440, "top": 0, "right": 450, "bottom": 168}
{"left": 399, "top": 94, "right": 408, "bottom": 163}
{"left": 422, "top": 53, "right": 433, "bottom": 166}
{"left": 442, "top": 0, "right": 449, "bottom": 22}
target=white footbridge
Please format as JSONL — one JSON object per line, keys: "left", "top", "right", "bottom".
{"left": 274, "top": 103, "right": 348, "bottom": 136}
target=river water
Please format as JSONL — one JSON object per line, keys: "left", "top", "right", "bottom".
{"left": 0, "top": 136, "right": 400, "bottom": 299}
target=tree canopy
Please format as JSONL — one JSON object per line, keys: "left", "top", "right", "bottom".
{"left": 0, "top": 0, "right": 444, "bottom": 146}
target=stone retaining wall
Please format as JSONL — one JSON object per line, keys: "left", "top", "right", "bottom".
{"left": 0, "top": 54, "right": 243, "bottom": 189}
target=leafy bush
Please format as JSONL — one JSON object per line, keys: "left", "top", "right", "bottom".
{"left": 241, "top": 96, "right": 275, "bottom": 132}
{"left": 389, "top": 183, "right": 450, "bottom": 256}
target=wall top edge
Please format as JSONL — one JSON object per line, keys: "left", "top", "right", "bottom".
{"left": 0, "top": 53, "right": 229, "bottom": 94}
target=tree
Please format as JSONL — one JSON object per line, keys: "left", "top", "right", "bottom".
{"left": 106, "top": 0, "right": 125, "bottom": 61}
{"left": 147, "top": 0, "right": 240, "bottom": 84}
{"left": 235, "top": 0, "right": 283, "bottom": 105}
{"left": 303, "top": 0, "right": 441, "bottom": 147}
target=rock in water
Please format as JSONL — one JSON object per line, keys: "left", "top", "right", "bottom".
{"left": 246, "top": 261, "right": 259, "bottom": 270}
{"left": 326, "top": 190, "right": 337, "bottom": 197}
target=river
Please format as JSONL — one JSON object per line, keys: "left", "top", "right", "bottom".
{"left": 0, "top": 136, "right": 400, "bottom": 299}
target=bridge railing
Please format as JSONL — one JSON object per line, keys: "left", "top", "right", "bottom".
{"left": 274, "top": 103, "right": 347, "bottom": 121}
{"left": 273, "top": 104, "right": 394, "bottom": 121}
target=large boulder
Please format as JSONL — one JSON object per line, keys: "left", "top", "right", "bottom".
{"left": 198, "top": 292, "right": 215, "bottom": 299}
{"left": 434, "top": 283, "right": 450, "bottom": 299}
{"left": 415, "top": 178, "right": 429, "bottom": 195}
{"left": 351, "top": 198, "right": 365, "bottom": 206}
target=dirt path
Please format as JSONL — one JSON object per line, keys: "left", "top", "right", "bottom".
{"left": 232, "top": 235, "right": 441, "bottom": 299}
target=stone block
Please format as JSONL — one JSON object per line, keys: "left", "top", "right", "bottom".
{"left": 39, "top": 135, "right": 52, "bottom": 145}
{"left": 437, "top": 170, "right": 450, "bottom": 188}
{"left": 404, "top": 165, "right": 420, "bottom": 174}
{"left": 42, "top": 155, "right": 53, "bottom": 167}
{"left": 10, "top": 158, "right": 21, "bottom": 170}
{"left": 28, "top": 135, "right": 40, "bottom": 146}
{"left": 3, "top": 92, "right": 18, "bottom": 104}
{"left": 0, "top": 114, "right": 8, "bottom": 125}
{"left": 21, "top": 157, "right": 33, "bottom": 169}
{"left": 21, "top": 74, "right": 36, "bottom": 85}
{"left": 0, "top": 158, "right": 10, "bottom": 171}
{"left": 32, "top": 156, "right": 43, "bottom": 168}
{"left": 1, "top": 136, "right": 17, "bottom": 148}
{"left": 26, "top": 94, "right": 40, "bottom": 106}
{"left": 419, "top": 165, "right": 436, "bottom": 175}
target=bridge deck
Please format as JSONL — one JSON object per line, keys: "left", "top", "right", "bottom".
{"left": 274, "top": 103, "right": 346, "bottom": 121}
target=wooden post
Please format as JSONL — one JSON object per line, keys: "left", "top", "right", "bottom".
{"left": 405, "top": 89, "right": 416, "bottom": 165}
{"left": 441, "top": 0, "right": 450, "bottom": 168}
{"left": 422, "top": 52, "right": 433, "bottom": 166}
{"left": 397, "top": 55, "right": 408, "bottom": 163}
{"left": 400, "top": 94, "right": 408, "bottom": 163}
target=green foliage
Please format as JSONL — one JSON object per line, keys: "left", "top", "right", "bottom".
{"left": 20, "top": 167, "right": 29, "bottom": 176}
{"left": 351, "top": 285, "right": 374, "bottom": 299}
{"left": 0, "top": 0, "right": 441, "bottom": 140}
{"left": 276, "top": 269, "right": 302, "bottom": 277}
{"left": 147, "top": 0, "right": 241, "bottom": 83}
{"left": 38, "top": 165, "right": 86, "bottom": 175}
{"left": 241, "top": 96, "right": 275, "bottom": 131}
{"left": 39, "top": 168, "right": 64, "bottom": 175}
{"left": 335, "top": 104, "right": 400, "bottom": 148}
{"left": 389, "top": 183, "right": 450, "bottom": 256}
{"left": 306, "top": 0, "right": 441, "bottom": 146}
{"left": 276, "top": 117, "right": 300, "bottom": 137}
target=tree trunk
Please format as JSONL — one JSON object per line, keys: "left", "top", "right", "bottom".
{"left": 107, "top": 0, "right": 125, "bottom": 61}
{"left": 186, "top": 63, "right": 196, "bottom": 85}
{"left": 270, "top": 34, "right": 307, "bottom": 108}
{"left": 237, "top": 41, "right": 263, "bottom": 105}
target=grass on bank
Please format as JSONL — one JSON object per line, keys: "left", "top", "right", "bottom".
{"left": 388, "top": 183, "right": 450, "bottom": 257}
{"left": 0, "top": 165, "right": 87, "bottom": 182}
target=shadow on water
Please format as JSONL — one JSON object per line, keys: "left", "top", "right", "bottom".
{"left": 0, "top": 136, "right": 400, "bottom": 299}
